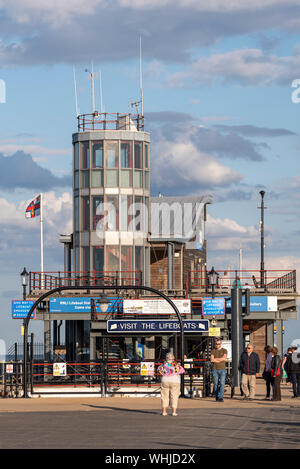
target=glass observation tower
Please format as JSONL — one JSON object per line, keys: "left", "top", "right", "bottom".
{"left": 72, "top": 111, "right": 151, "bottom": 286}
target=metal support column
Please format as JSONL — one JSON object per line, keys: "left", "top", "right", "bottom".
{"left": 231, "top": 288, "right": 243, "bottom": 388}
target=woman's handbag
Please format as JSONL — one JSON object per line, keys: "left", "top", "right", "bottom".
{"left": 271, "top": 368, "right": 281, "bottom": 378}
{"left": 262, "top": 370, "right": 268, "bottom": 380}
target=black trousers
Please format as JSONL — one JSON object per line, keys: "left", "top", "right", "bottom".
{"left": 291, "top": 373, "right": 300, "bottom": 397}
{"left": 272, "top": 375, "right": 281, "bottom": 401}
{"left": 265, "top": 371, "right": 272, "bottom": 397}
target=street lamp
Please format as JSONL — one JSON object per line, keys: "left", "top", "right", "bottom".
{"left": 20, "top": 267, "right": 29, "bottom": 300}
{"left": 207, "top": 266, "right": 218, "bottom": 299}
{"left": 91, "top": 296, "right": 111, "bottom": 321}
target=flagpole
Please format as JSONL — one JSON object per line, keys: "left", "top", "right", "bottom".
{"left": 40, "top": 193, "right": 44, "bottom": 288}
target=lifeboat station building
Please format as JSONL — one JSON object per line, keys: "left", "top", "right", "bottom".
{"left": 14, "top": 111, "right": 298, "bottom": 396}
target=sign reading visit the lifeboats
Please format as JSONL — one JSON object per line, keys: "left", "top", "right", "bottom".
{"left": 107, "top": 319, "right": 209, "bottom": 333}
{"left": 123, "top": 299, "right": 191, "bottom": 315}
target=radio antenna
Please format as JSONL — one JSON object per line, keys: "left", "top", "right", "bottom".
{"left": 73, "top": 65, "right": 80, "bottom": 117}
{"left": 85, "top": 61, "right": 95, "bottom": 113}
{"left": 99, "top": 69, "right": 104, "bottom": 114}
{"left": 139, "top": 36, "right": 144, "bottom": 116}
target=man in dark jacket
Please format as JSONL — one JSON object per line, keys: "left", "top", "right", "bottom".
{"left": 287, "top": 346, "right": 300, "bottom": 398}
{"left": 239, "top": 344, "right": 260, "bottom": 400}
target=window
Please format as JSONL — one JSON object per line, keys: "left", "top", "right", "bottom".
{"left": 82, "top": 247, "right": 90, "bottom": 273}
{"left": 135, "top": 246, "right": 143, "bottom": 272}
{"left": 134, "top": 142, "right": 142, "bottom": 168}
{"left": 134, "top": 170, "right": 143, "bottom": 188}
{"left": 106, "top": 195, "right": 119, "bottom": 231}
{"left": 92, "top": 141, "right": 103, "bottom": 168}
{"left": 74, "top": 143, "right": 79, "bottom": 171}
{"left": 92, "top": 196, "right": 104, "bottom": 230}
{"left": 121, "top": 142, "right": 132, "bottom": 168}
{"left": 144, "top": 171, "right": 149, "bottom": 189}
{"left": 120, "top": 170, "right": 132, "bottom": 187}
{"left": 120, "top": 195, "right": 133, "bottom": 231}
{"left": 106, "top": 141, "right": 119, "bottom": 168}
{"left": 81, "top": 142, "right": 90, "bottom": 169}
{"left": 106, "top": 170, "right": 118, "bottom": 187}
{"left": 75, "top": 197, "right": 79, "bottom": 231}
{"left": 93, "top": 247, "right": 104, "bottom": 272}
{"left": 82, "top": 196, "right": 90, "bottom": 231}
{"left": 144, "top": 144, "right": 149, "bottom": 169}
{"left": 91, "top": 170, "right": 103, "bottom": 187}
{"left": 134, "top": 196, "right": 143, "bottom": 231}
{"left": 74, "top": 171, "right": 79, "bottom": 190}
{"left": 81, "top": 170, "right": 90, "bottom": 189}
{"left": 106, "top": 246, "right": 120, "bottom": 271}
{"left": 121, "top": 246, "right": 133, "bottom": 271}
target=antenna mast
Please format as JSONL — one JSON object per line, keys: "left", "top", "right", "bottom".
{"left": 140, "top": 36, "right": 144, "bottom": 116}
{"left": 73, "top": 65, "right": 79, "bottom": 117}
{"left": 99, "top": 69, "right": 104, "bottom": 114}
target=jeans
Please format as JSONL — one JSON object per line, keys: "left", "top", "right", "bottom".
{"left": 212, "top": 369, "right": 226, "bottom": 400}
{"left": 291, "top": 373, "right": 300, "bottom": 397}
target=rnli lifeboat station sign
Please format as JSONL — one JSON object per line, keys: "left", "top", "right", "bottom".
{"left": 107, "top": 320, "right": 209, "bottom": 333}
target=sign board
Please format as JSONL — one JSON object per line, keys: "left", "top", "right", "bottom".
{"left": 225, "top": 296, "right": 277, "bottom": 312}
{"left": 202, "top": 298, "right": 225, "bottom": 316}
{"left": 6, "top": 364, "right": 14, "bottom": 374}
{"left": 107, "top": 319, "right": 209, "bottom": 333}
{"left": 53, "top": 363, "right": 67, "bottom": 377}
{"left": 123, "top": 299, "right": 191, "bottom": 316}
{"left": 209, "top": 327, "right": 221, "bottom": 337}
{"left": 140, "top": 362, "right": 155, "bottom": 376}
{"left": 49, "top": 297, "right": 122, "bottom": 314}
{"left": 12, "top": 300, "right": 35, "bottom": 319}
{"left": 222, "top": 340, "right": 232, "bottom": 361}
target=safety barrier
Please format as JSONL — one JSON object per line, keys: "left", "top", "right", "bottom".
{"left": 2, "top": 359, "right": 210, "bottom": 397}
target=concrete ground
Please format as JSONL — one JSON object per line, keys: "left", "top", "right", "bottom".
{"left": 0, "top": 381, "right": 300, "bottom": 449}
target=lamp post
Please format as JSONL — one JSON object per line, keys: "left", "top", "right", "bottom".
{"left": 22, "top": 285, "right": 185, "bottom": 398}
{"left": 258, "top": 190, "right": 266, "bottom": 289}
{"left": 207, "top": 266, "right": 218, "bottom": 299}
{"left": 20, "top": 267, "right": 29, "bottom": 300}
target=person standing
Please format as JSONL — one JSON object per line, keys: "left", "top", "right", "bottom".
{"left": 210, "top": 338, "right": 227, "bottom": 402}
{"left": 239, "top": 344, "right": 260, "bottom": 400}
{"left": 158, "top": 352, "right": 185, "bottom": 416}
{"left": 287, "top": 346, "right": 300, "bottom": 398}
{"left": 270, "top": 346, "right": 282, "bottom": 401}
{"left": 282, "top": 347, "right": 293, "bottom": 384}
{"left": 263, "top": 345, "right": 273, "bottom": 400}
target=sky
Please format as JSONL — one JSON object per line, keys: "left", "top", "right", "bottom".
{"left": 0, "top": 0, "right": 300, "bottom": 350}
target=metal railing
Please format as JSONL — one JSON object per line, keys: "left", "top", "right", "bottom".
{"left": 186, "top": 269, "right": 297, "bottom": 294}
{"left": 77, "top": 112, "right": 144, "bottom": 132}
{"left": 29, "top": 270, "right": 142, "bottom": 294}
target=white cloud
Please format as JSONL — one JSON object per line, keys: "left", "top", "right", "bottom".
{"left": 0, "top": 0, "right": 104, "bottom": 27}
{"left": 167, "top": 49, "right": 300, "bottom": 86}
{"left": 151, "top": 139, "right": 242, "bottom": 189}
{"left": 0, "top": 144, "right": 70, "bottom": 158}
{"left": 206, "top": 214, "right": 261, "bottom": 251}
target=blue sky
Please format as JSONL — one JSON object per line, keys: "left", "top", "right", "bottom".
{"left": 0, "top": 0, "right": 300, "bottom": 349}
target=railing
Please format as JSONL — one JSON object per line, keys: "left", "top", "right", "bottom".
{"left": 186, "top": 269, "right": 297, "bottom": 294}
{"left": 77, "top": 112, "right": 144, "bottom": 132}
{"left": 26, "top": 359, "right": 210, "bottom": 397}
{"left": 29, "top": 270, "right": 142, "bottom": 294}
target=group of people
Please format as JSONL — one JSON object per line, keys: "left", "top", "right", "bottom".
{"left": 158, "top": 339, "right": 300, "bottom": 415}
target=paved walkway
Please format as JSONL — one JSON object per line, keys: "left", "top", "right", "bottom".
{"left": 0, "top": 382, "right": 299, "bottom": 449}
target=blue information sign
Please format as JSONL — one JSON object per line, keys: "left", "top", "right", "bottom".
{"left": 12, "top": 300, "right": 35, "bottom": 319}
{"left": 225, "top": 296, "right": 277, "bottom": 312}
{"left": 107, "top": 319, "right": 209, "bottom": 333}
{"left": 49, "top": 297, "right": 122, "bottom": 314}
{"left": 202, "top": 298, "right": 225, "bottom": 316}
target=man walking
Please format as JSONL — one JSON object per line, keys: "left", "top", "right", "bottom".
{"left": 239, "top": 344, "right": 260, "bottom": 400}
{"left": 210, "top": 338, "right": 227, "bottom": 402}
{"left": 287, "top": 346, "right": 300, "bottom": 398}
